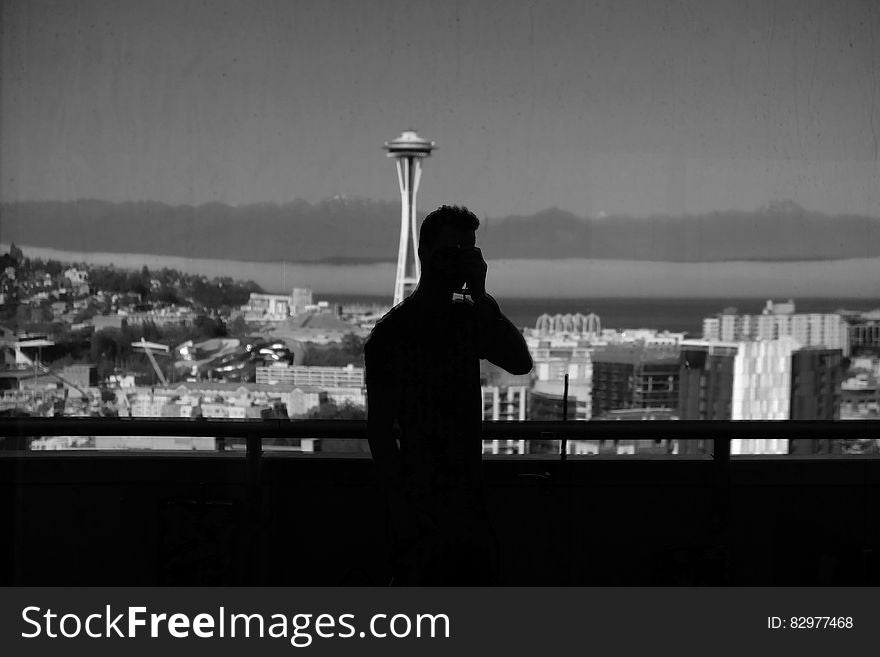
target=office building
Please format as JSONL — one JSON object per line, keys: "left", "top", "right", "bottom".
{"left": 590, "top": 345, "right": 680, "bottom": 419}
{"left": 731, "top": 337, "right": 801, "bottom": 422}
{"left": 679, "top": 338, "right": 837, "bottom": 455}
{"left": 790, "top": 348, "right": 843, "bottom": 421}
{"left": 789, "top": 348, "right": 844, "bottom": 454}
{"left": 246, "top": 293, "right": 291, "bottom": 321}
{"left": 481, "top": 385, "right": 528, "bottom": 456}
{"left": 844, "top": 310, "right": 880, "bottom": 356}
{"left": 527, "top": 338, "right": 592, "bottom": 420}
{"left": 244, "top": 287, "right": 316, "bottom": 322}
{"left": 482, "top": 385, "right": 528, "bottom": 421}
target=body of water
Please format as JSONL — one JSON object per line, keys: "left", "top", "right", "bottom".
{"left": 321, "top": 294, "right": 878, "bottom": 334}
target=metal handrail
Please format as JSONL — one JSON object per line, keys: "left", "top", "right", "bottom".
{"left": 2, "top": 418, "right": 877, "bottom": 472}
{"left": 0, "top": 417, "right": 877, "bottom": 440}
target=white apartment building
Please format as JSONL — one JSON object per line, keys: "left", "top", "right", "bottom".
{"left": 480, "top": 385, "right": 528, "bottom": 455}
{"left": 246, "top": 293, "right": 291, "bottom": 321}
{"left": 482, "top": 385, "right": 528, "bottom": 421}
{"left": 527, "top": 337, "right": 592, "bottom": 420}
{"left": 702, "top": 300, "right": 849, "bottom": 355}
{"left": 256, "top": 363, "right": 365, "bottom": 387}
{"left": 481, "top": 385, "right": 529, "bottom": 456}
{"left": 731, "top": 337, "right": 800, "bottom": 422}
{"left": 245, "top": 288, "right": 314, "bottom": 321}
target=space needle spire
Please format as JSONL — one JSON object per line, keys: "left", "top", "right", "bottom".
{"left": 383, "top": 129, "right": 436, "bottom": 307}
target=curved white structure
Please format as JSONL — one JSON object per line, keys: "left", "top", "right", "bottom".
{"left": 535, "top": 312, "right": 601, "bottom": 338}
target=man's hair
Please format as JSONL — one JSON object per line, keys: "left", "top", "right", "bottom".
{"left": 418, "top": 205, "right": 480, "bottom": 256}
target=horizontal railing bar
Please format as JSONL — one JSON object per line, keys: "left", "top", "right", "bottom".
{"left": 0, "top": 417, "right": 878, "bottom": 440}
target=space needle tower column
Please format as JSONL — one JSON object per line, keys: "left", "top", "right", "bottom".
{"left": 383, "top": 130, "right": 436, "bottom": 307}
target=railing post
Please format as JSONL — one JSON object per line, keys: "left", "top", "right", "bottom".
{"left": 560, "top": 373, "right": 569, "bottom": 460}
{"left": 711, "top": 433, "right": 732, "bottom": 582}
{"left": 712, "top": 434, "right": 731, "bottom": 505}
{"left": 245, "top": 432, "right": 263, "bottom": 584}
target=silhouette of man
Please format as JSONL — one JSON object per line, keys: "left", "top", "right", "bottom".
{"left": 365, "top": 205, "right": 533, "bottom": 585}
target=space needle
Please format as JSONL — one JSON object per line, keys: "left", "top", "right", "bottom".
{"left": 383, "top": 129, "right": 436, "bottom": 306}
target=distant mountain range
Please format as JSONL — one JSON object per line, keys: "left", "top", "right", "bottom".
{"left": 2, "top": 198, "right": 879, "bottom": 263}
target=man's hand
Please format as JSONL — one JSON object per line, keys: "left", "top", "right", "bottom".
{"left": 460, "top": 247, "right": 487, "bottom": 300}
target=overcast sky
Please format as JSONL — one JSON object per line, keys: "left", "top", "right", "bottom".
{"left": 2, "top": 0, "right": 879, "bottom": 217}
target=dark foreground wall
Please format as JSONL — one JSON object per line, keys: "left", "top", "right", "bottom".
{"left": 3, "top": 455, "right": 879, "bottom": 585}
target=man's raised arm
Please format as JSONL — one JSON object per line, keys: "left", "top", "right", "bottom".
{"left": 474, "top": 293, "right": 533, "bottom": 375}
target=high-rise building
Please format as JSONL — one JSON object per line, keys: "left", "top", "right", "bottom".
{"left": 731, "top": 337, "right": 801, "bottom": 421}
{"left": 701, "top": 299, "right": 849, "bottom": 355}
{"left": 590, "top": 345, "right": 680, "bottom": 419}
{"left": 678, "top": 341, "right": 738, "bottom": 423}
{"left": 844, "top": 310, "right": 880, "bottom": 356}
{"left": 788, "top": 348, "right": 843, "bottom": 454}
{"left": 527, "top": 338, "right": 592, "bottom": 420}
{"left": 790, "top": 348, "right": 843, "bottom": 421}
{"left": 678, "top": 338, "right": 842, "bottom": 455}
{"left": 680, "top": 336, "right": 799, "bottom": 427}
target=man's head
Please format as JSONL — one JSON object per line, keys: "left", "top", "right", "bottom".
{"left": 417, "top": 205, "right": 481, "bottom": 293}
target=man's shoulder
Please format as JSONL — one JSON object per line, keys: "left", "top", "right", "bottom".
{"left": 366, "top": 301, "right": 411, "bottom": 349}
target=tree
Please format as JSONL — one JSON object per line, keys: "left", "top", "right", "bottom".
{"left": 302, "top": 333, "right": 365, "bottom": 367}
{"left": 9, "top": 243, "right": 23, "bottom": 265}
{"left": 44, "top": 259, "right": 63, "bottom": 277}
{"left": 155, "top": 286, "right": 180, "bottom": 305}
{"left": 128, "top": 270, "right": 149, "bottom": 299}
{"left": 227, "top": 315, "right": 249, "bottom": 337}
{"left": 193, "top": 315, "right": 226, "bottom": 339}
{"left": 14, "top": 304, "right": 30, "bottom": 328}
{"left": 307, "top": 399, "right": 370, "bottom": 454}
{"left": 36, "top": 304, "right": 53, "bottom": 323}
{"left": 340, "top": 332, "right": 366, "bottom": 364}
{"left": 90, "top": 328, "right": 130, "bottom": 378}
{"left": 306, "top": 398, "right": 367, "bottom": 421}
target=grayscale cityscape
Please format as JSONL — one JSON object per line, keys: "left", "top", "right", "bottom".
{"left": 1, "top": 0, "right": 880, "bottom": 588}
{"left": 1, "top": 0, "right": 879, "bottom": 459}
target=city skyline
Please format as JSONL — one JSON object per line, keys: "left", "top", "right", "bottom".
{"left": 2, "top": 0, "right": 880, "bottom": 218}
